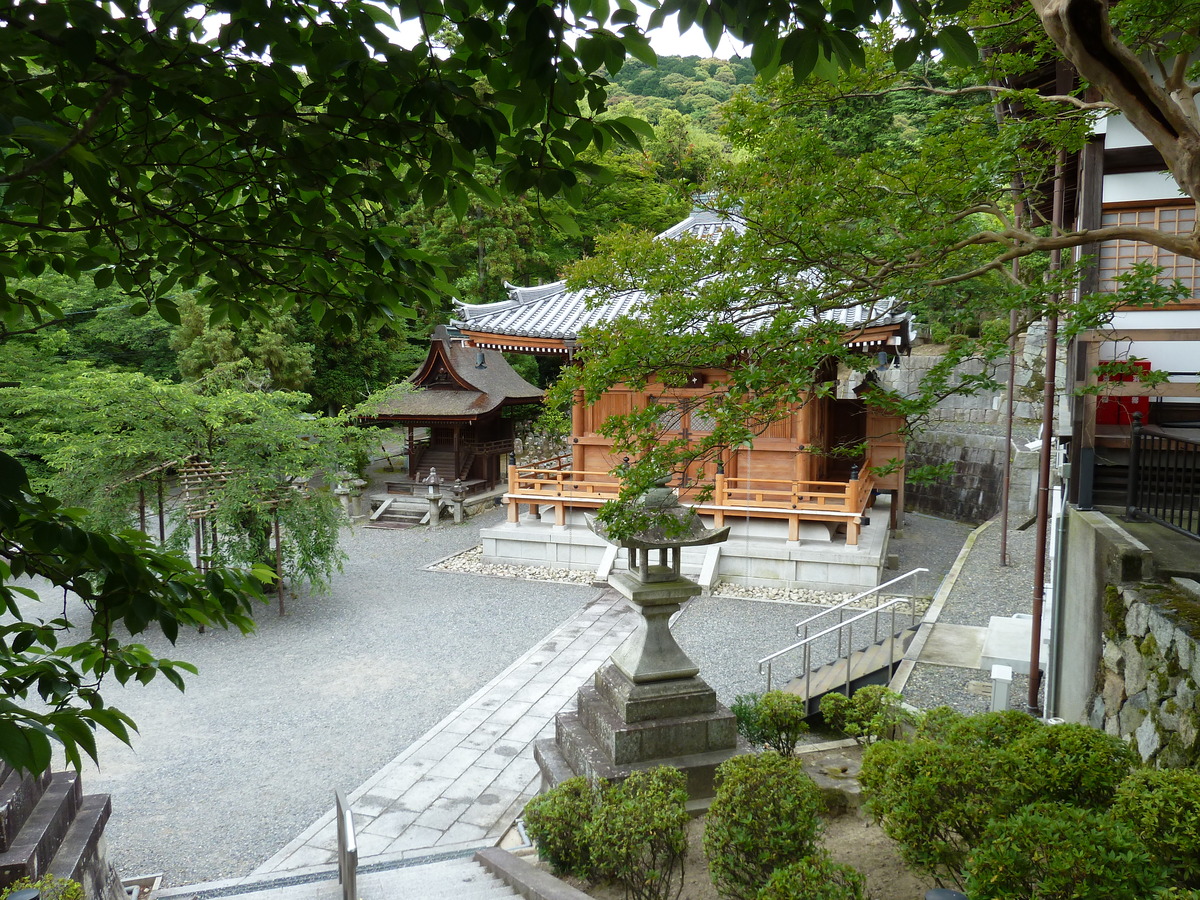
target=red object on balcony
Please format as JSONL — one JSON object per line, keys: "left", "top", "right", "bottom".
{"left": 1096, "top": 359, "right": 1151, "bottom": 425}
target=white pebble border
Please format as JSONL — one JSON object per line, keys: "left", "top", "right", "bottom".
{"left": 432, "top": 546, "right": 932, "bottom": 615}
{"left": 429, "top": 545, "right": 596, "bottom": 585}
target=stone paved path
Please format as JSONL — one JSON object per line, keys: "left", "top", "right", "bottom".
{"left": 251, "top": 592, "right": 634, "bottom": 877}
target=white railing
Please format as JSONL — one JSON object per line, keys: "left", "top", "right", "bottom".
{"left": 758, "top": 568, "right": 928, "bottom": 698}
{"left": 335, "top": 789, "right": 357, "bottom": 900}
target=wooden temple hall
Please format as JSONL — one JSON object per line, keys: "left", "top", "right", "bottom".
{"left": 449, "top": 209, "right": 912, "bottom": 592}
{"left": 361, "top": 324, "right": 543, "bottom": 495}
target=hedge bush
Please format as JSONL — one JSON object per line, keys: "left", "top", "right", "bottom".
{"left": 860, "top": 738, "right": 1013, "bottom": 889}
{"left": 704, "top": 752, "right": 825, "bottom": 900}
{"left": 1111, "top": 768, "right": 1200, "bottom": 888}
{"left": 819, "top": 685, "right": 911, "bottom": 746}
{"left": 523, "top": 776, "right": 600, "bottom": 878}
{"left": 1004, "top": 722, "right": 1137, "bottom": 810}
{"left": 730, "top": 691, "right": 809, "bottom": 755}
{"left": 755, "top": 855, "right": 866, "bottom": 900}
{"left": 0, "top": 876, "right": 83, "bottom": 900}
{"left": 587, "top": 766, "right": 689, "bottom": 900}
{"left": 964, "top": 803, "right": 1167, "bottom": 900}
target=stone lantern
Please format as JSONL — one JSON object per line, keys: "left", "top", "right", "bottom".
{"left": 534, "top": 477, "right": 744, "bottom": 800}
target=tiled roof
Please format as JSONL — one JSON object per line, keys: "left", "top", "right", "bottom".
{"left": 453, "top": 209, "right": 908, "bottom": 349}
{"left": 367, "top": 325, "right": 542, "bottom": 421}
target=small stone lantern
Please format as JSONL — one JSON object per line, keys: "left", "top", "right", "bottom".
{"left": 535, "top": 477, "right": 742, "bottom": 800}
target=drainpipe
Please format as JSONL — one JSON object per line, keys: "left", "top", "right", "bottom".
{"left": 1028, "top": 149, "right": 1066, "bottom": 716}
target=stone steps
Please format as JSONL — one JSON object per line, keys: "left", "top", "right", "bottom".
{"left": 783, "top": 626, "right": 918, "bottom": 716}
{"left": 0, "top": 765, "right": 122, "bottom": 900}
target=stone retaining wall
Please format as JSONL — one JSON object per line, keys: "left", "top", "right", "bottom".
{"left": 1089, "top": 578, "right": 1200, "bottom": 767}
{"left": 905, "top": 430, "right": 1039, "bottom": 523}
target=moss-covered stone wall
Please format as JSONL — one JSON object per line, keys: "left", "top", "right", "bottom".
{"left": 1089, "top": 579, "right": 1200, "bottom": 767}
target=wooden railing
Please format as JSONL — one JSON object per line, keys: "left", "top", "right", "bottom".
{"left": 504, "top": 461, "right": 876, "bottom": 545}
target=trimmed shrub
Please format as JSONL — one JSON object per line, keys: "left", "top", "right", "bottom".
{"left": 0, "top": 876, "right": 83, "bottom": 900}
{"left": 945, "top": 709, "right": 1042, "bottom": 749}
{"left": 587, "top": 767, "right": 689, "bottom": 900}
{"left": 860, "top": 738, "right": 1014, "bottom": 889}
{"left": 731, "top": 691, "right": 809, "bottom": 755}
{"left": 731, "top": 693, "right": 769, "bottom": 749}
{"left": 755, "top": 691, "right": 810, "bottom": 755}
{"left": 819, "top": 685, "right": 911, "bottom": 745}
{"left": 1005, "top": 722, "right": 1137, "bottom": 810}
{"left": 913, "top": 704, "right": 962, "bottom": 742}
{"left": 964, "top": 803, "right": 1168, "bottom": 900}
{"left": 1111, "top": 768, "right": 1200, "bottom": 888}
{"left": 756, "top": 855, "right": 866, "bottom": 900}
{"left": 704, "top": 752, "right": 825, "bottom": 900}
{"left": 523, "top": 776, "right": 600, "bottom": 878}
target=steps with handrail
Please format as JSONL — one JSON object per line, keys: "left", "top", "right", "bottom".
{"left": 758, "top": 568, "right": 928, "bottom": 716}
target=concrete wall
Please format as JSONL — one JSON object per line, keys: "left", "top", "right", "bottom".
{"left": 861, "top": 329, "right": 1059, "bottom": 524}
{"left": 1055, "top": 507, "right": 1200, "bottom": 766}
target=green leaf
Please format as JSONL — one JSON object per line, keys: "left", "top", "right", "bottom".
{"left": 937, "top": 24, "right": 978, "bottom": 67}
{"left": 892, "top": 38, "right": 920, "bottom": 71}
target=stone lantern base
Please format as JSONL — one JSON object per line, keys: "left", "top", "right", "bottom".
{"left": 534, "top": 660, "right": 743, "bottom": 802}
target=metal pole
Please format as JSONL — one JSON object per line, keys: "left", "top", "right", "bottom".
{"left": 275, "top": 509, "right": 285, "bottom": 616}
{"left": 157, "top": 476, "right": 165, "bottom": 544}
{"left": 1028, "top": 150, "right": 1066, "bottom": 716}
{"left": 1125, "top": 411, "right": 1143, "bottom": 520}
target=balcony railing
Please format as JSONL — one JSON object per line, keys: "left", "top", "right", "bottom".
{"left": 505, "top": 458, "right": 876, "bottom": 545}
{"left": 1126, "top": 413, "right": 1200, "bottom": 541}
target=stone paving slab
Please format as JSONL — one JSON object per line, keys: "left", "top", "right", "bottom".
{"left": 253, "top": 592, "right": 634, "bottom": 876}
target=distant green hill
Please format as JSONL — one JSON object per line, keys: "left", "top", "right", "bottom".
{"left": 606, "top": 57, "right": 757, "bottom": 131}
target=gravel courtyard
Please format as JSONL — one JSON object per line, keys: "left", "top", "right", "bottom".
{"left": 33, "top": 506, "right": 970, "bottom": 887}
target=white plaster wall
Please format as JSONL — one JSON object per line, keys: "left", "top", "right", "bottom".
{"left": 1102, "top": 170, "right": 1185, "bottom": 203}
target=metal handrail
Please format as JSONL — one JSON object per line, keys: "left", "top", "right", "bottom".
{"left": 758, "top": 566, "right": 927, "bottom": 699}
{"left": 335, "top": 789, "right": 357, "bottom": 900}
{"left": 793, "top": 568, "right": 927, "bottom": 638}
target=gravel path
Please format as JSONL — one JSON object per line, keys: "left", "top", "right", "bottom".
{"left": 55, "top": 509, "right": 594, "bottom": 887}
{"left": 900, "top": 516, "right": 1048, "bottom": 713}
{"left": 32, "top": 503, "right": 977, "bottom": 886}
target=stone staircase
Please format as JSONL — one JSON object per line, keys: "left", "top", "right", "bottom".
{"left": 374, "top": 857, "right": 520, "bottom": 900}
{"left": 782, "top": 626, "right": 919, "bottom": 717}
{"left": 0, "top": 767, "right": 122, "bottom": 900}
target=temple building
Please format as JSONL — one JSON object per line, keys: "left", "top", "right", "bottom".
{"left": 450, "top": 209, "right": 912, "bottom": 592}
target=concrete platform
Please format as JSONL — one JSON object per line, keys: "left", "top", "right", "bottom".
{"left": 913, "top": 623, "right": 986, "bottom": 668}
{"left": 480, "top": 498, "right": 893, "bottom": 593}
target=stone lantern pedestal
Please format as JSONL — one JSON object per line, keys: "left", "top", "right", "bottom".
{"left": 534, "top": 482, "right": 745, "bottom": 802}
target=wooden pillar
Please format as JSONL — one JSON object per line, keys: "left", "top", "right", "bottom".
{"left": 138, "top": 485, "right": 147, "bottom": 534}
{"left": 407, "top": 426, "right": 415, "bottom": 477}
{"left": 453, "top": 426, "right": 461, "bottom": 480}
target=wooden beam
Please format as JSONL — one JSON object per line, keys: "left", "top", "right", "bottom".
{"left": 1075, "top": 328, "right": 1200, "bottom": 343}
{"left": 1082, "top": 382, "right": 1200, "bottom": 397}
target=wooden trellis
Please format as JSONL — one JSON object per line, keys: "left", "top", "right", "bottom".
{"left": 126, "top": 456, "right": 292, "bottom": 615}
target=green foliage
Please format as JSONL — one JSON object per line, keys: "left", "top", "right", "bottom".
{"left": 1, "top": 874, "right": 84, "bottom": 900}
{"left": 523, "top": 776, "right": 600, "bottom": 879}
{"left": 731, "top": 693, "right": 769, "bottom": 749}
{"left": 1111, "top": 768, "right": 1200, "bottom": 888}
{"left": 915, "top": 706, "right": 1041, "bottom": 749}
{"left": 818, "top": 685, "right": 911, "bottom": 746}
{"left": 729, "top": 691, "right": 809, "bottom": 755}
{"left": 755, "top": 856, "right": 866, "bottom": 900}
{"left": 704, "top": 753, "right": 825, "bottom": 900}
{"left": 964, "top": 803, "right": 1167, "bottom": 900}
{"left": 864, "top": 713, "right": 1146, "bottom": 891}
{"left": 1004, "top": 722, "right": 1137, "bottom": 810}
{"left": 860, "top": 738, "right": 1009, "bottom": 889}
{"left": 587, "top": 767, "right": 689, "bottom": 900}
{"left": 0, "top": 450, "right": 265, "bottom": 772}
{"left": 5, "top": 370, "right": 353, "bottom": 588}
